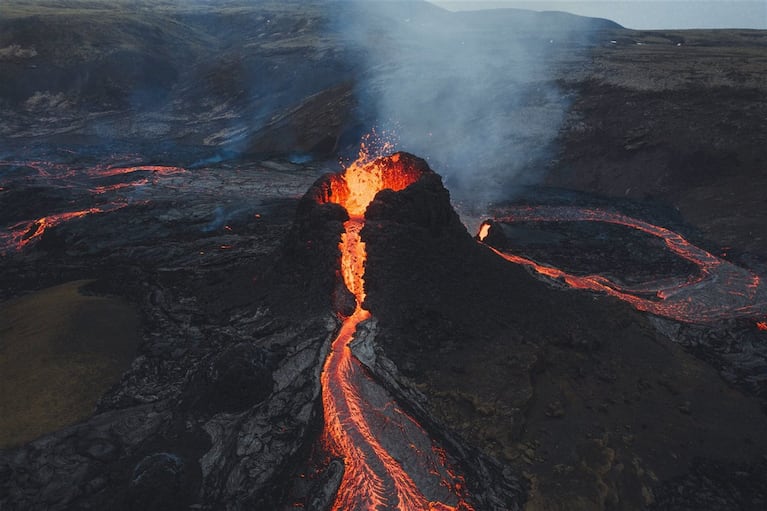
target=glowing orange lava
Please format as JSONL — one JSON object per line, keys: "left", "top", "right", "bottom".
{"left": 1, "top": 204, "right": 127, "bottom": 254}
{"left": 88, "top": 165, "right": 186, "bottom": 178}
{"left": 477, "top": 222, "right": 491, "bottom": 241}
{"left": 1, "top": 161, "right": 187, "bottom": 254}
{"left": 319, "top": 150, "right": 474, "bottom": 510}
{"left": 757, "top": 321, "right": 767, "bottom": 331}
{"left": 480, "top": 206, "right": 767, "bottom": 324}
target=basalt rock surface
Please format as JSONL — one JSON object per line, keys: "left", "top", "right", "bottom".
{"left": 2, "top": 151, "right": 767, "bottom": 510}
{"left": 0, "top": 280, "right": 337, "bottom": 510}
{"left": 1, "top": 2, "right": 766, "bottom": 510}
{"left": 361, "top": 164, "right": 767, "bottom": 511}
{"left": 480, "top": 210, "right": 767, "bottom": 400}
{"left": 0, "top": 157, "right": 341, "bottom": 509}
{"left": 548, "top": 29, "right": 767, "bottom": 260}
{"left": 0, "top": 154, "right": 529, "bottom": 510}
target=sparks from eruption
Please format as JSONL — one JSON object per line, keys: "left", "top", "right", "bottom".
{"left": 478, "top": 206, "right": 767, "bottom": 324}
{"left": 319, "top": 147, "right": 474, "bottom": 510}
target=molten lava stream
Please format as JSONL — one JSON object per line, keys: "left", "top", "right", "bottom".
{"left": 320, "top": 153, "right": 473, "bottom": 511}
{"left": 478, "top": 206, "right": 767, "bottom": 324}
{"left": 0, "top": 159, "right": 187, "bottom": 254}
{"left": 0, "top": 204, "right": 127, "bottom": 254}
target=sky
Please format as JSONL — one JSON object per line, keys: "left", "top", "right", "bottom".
{"left": 429, "top": 1, "right": 767, "bottom": 29}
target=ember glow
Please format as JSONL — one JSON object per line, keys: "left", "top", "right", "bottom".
{"left": 477, "top": 222, "right": 490, "bottom": 242}
{"left": 87, "top": 165, "right": 185, "bottom": 178}
{"left": 87, "top": 165, "right": 186, "bottom": 194}
{"left": 319, "top": 151, "right": 474, "bottom": 510}
{"left": 480, "top": 206, "right": 767, "bottom": 324}
{"left": 1, "top": 204, "right": 127, "bottom": 254}
{"left": 0, "top": 160, "right": 186, "bottom": 254}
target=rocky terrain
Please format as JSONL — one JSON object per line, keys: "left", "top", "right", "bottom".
{"left": 548, "top": 28, "right": 767, "bottom": 259}
{"left": 1, "top": 1, "right": 766, "bottom": 510}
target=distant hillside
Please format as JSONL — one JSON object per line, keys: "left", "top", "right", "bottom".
{"left": 453, "top": 7, "right": 622, "bottom": 31}
{"left": 0, "top": 0, "right": 619, "bottom": 164}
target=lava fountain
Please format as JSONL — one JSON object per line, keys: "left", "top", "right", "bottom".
{"left": 317, "top": 151, "right": 474, "bottom": 510}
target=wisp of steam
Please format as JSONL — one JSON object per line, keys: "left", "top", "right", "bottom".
{"left": 328, "top": 0, "right": 607, "bottom": 209}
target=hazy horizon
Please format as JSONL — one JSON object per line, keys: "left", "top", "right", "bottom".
{"left": 430, "top": 1, "right": 767, "bottom": 30}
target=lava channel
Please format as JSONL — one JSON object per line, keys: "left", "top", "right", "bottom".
{"left": 0, "top": 160, "right": 186, "bottom": 254}
{"left": 0, "top": 204, "right": 128, "bottom": 254}
{"left": 319, "top": 151, "right": 474, "bottom": 511}
{"left": 479, "top": 205, "right": 767, "bottom": 324}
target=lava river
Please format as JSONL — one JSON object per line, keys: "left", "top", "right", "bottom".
{"left": 0, "top": 160, "right": 186, "bottom": 254}
{"left": 319, "top": 152, "right": 474, "bottom": 511}
{"left": 479, "top": 205, "right": 767, "bottom": 324}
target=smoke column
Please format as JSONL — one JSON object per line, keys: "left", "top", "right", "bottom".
{"left": 329, "top": 0, "right": 609, "bottom": 206}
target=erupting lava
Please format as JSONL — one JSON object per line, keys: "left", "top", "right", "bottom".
{"left": 478, "top": 206, "right": 767, "bottom": 324}
{"left": 318, "top": 151, "right": 474, "bottom": 510}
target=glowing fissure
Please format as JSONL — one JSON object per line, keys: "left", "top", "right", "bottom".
{"left": 0, "top": 204, "right": 128, "bottom": 254}
{"left": 89, "top": 165, "right": 186, "bottom": 178}
{"left": 320, "top": 152, "right": 473, "bottom": 510}
{"left": 480, "top": 205, "right": 767, "bottom": 324}
{"left": 0, "top": 161, "right": 186, "bottom": 254}
{"left": 0, "top": 160, "right": 185, "bottom": 181}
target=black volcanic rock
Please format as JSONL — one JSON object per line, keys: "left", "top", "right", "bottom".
{"left": 128, "top": 452, "right": 187, "bottom": 511}
{"left": 2, "top": 148, "right": 766, "bottom": 510}
{"left": 1, "top": 1, "right": 766, "bottom": 508}
{"left": 260, "top": 173, "right": 350, "bottom": 317}
{"left": 181, "top": 343, "right": 275, "bottom": 415}
{"left": 547, "top": 29, "right": 767, "bottom": 258}
{"left": 360, "top": 157, "right": 767, "bottom": 511}
{"left": 366, "top": 173, "right": 465, "bottom": 237}
{"left": 0, "top": 186, "right": 341, "bottom": 511}
{"left": 650, "top": 457, "right": 767, "bottom": 511}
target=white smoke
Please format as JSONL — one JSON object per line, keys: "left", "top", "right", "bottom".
{"left": 330, "top": 0, "right": 606, "bottom": 207}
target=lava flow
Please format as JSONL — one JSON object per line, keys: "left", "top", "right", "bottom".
{"left": 0, "top": 203, "right": 128, "bottom": 254}
{"left": 479, "top": 205, "right": 767, "bottom": 324}
{"left": 0, "top": 160, "right": 186, "bottom": 254}
{"left": 318, "top": 151, "right": 474, "bottom": 511}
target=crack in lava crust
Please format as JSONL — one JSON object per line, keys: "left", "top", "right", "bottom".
{"left": 319, "top": 153, "right": 473, "bottom": 511}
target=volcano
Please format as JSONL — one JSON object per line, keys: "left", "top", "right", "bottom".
{"left": 270, "top": 151, "right": 521, "bottom": 510}
{"left": 2, "top": 1, "right": 767, "bottom": 510}
{"left": 2, "top": 146, "right": 767, "bottom": 510}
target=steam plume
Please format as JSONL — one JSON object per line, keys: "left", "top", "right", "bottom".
{"left": 330, "top": 0, "right": 608, "bottom": 206}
